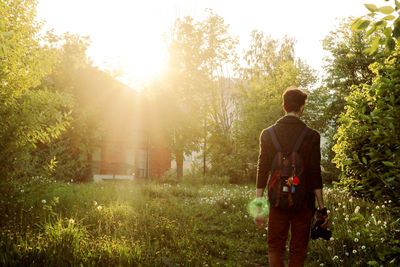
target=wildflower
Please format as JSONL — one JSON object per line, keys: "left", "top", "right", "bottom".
{"left": 97, "top": 205, "right": 103, "bottom": 211}
{"left": 381, "top": 204, "right": 385, "bottom": 208}
{"left": 330, "top": 237, "right": 334, "bottom": 241}
{"left": 354, "top": 206, "right": 360, "bottom": 213}
{"left": 345, "top": 217, "right": 349, "bottom": 221}
{"left": 42, "top": 199, "right": 46, "bottom": 204}
{"left": 320, "top": 263, "right": 324, "bottom": 266}
{"left": 335, "top": 208, "right": 338, "bottom": 211}
{"left": 388, "top": 200, "right": 392, "bottom": 203}
{"left": 69, "top": 218, "right": 75, "bottom": 224}
{"left": 354, "top": 238, "right": 359, "bottom": 242}
{"left": 376, "top": 206, "right": 379, "bottom": 209}
{"left": 357, "top": 232, "right": 360, "bottom": 236}
{"left": 347, "top": 229, "right": 351, "bottom": 233}
{"left": 343, "top": 205, "right": 346, "bottom": 209}
{"left": 71, "top": 179, "right": 74, "bottom": 183}
{"left": 353, "top": 249, "right": 357, "bottom": 254}
{"left": 332, "top": 255, "right": 339, "bottom": 261}
{"left": 263, "top": 234, "right": 266, "bottom": 237}
{"left": 93, "top": 201, "right": 98, "bottom": 206}
{"left": 349, "top": 198, "right": 353, "bottom": 202}
{"left": 244, "top": 215, "right": 248, "bottom": 218}
{"left": 20, "top": 189, "right": 24, "bottom": 193}
{"left": 361, "top": 245, "right": 366, "bottom": 250}
{"left": 327, "top": 209, "right": 330, "bottom": 214}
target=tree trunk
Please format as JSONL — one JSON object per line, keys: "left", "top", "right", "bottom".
{"left": 176, "top": 151, "right": 184, "bottom": 178}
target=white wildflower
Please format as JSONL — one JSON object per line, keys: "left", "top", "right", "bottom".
{"left": 353, "top": 249, "right": 357, "bottom": 254}
{"left": 362, "top": 245, "right": 366, "bottom": 250}
{"left": 69, "top": 218, "right": 75, "bottom": 224}
{"left": 354, "top": 206, "right": 360, "bottom": 214}
{"left": 97, "top": 205, "right": 103, "bottom": 211}
{"left": 42, "top": 199, "right": 46, "bottom": 204}
{"left": 332, "top": 255, "right": 339, "bottom": 261}
{"left": 354, "top": 238, "right": 359, "bottom": 242}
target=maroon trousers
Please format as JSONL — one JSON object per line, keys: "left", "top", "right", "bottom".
{"left": 267, "top": 206, "right": 314, "bottom": 267}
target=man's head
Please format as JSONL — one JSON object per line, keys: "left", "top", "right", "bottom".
{"left": 282, "top": 87, "right": 308, "bottom": 115}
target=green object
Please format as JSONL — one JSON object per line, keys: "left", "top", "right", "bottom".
{"left": 248, "top": 198, "right": 270, "bottom": 218}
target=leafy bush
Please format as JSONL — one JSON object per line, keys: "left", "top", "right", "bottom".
{"left": 333, "top": 50, "right": 400, "bottom": 208}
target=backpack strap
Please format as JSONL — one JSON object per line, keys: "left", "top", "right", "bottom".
{"left": 293, "top": 126, "right": 309, "bottom": 152}
{"left": 267, "top": 126, "right": 282, "bottom": 152}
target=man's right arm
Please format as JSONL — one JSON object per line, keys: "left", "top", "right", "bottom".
{"left": 256, "top": 130, "right": 270, "bottom": 193}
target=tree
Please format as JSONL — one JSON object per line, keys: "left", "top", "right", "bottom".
{"left": 231, "top": 32, "right": 316, "bottom": 182}
{"left": 318, "top": 17, "right": 384, "bottom": 182}
{"left": 333, "top": 1, "right": 400, "bottom": 208}
{"left": 0, "top": 0, "right": 73, "bottom": 179}
{"left": 158, "top": 16, "right": 207, "bottom": 178}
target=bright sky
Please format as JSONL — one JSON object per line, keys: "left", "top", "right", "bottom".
{"left": 37, "top": 0, "right": 385, "bottom": 88}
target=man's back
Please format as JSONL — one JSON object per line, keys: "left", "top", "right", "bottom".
{"left": 257, "top": 115, "right": 322, "bottom": 210}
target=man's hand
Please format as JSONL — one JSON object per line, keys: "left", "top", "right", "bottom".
{"left": 254, "top": 214, "right": 266, "bottom": 229}
{"left": 316, "top": 207, "right": 328, "bottom": 229}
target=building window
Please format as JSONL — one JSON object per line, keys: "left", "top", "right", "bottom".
{"left": 126, "top": 148, "right": 135, "bottom": 175}
{"left": 138, "top": 149, "right": 148, "bottom": 178}
{"left": 91, "top": 147, "right": 101, "bottom": 175}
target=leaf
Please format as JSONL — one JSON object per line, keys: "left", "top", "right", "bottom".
{"left": 382, "top": 15, "right": 396, "bottom": 20}
{"left": 393, "top": 21, "right": 400, "bottom": 38}
{"left": 362, "top": 157, "right": 367, "bottom": 164}
{"left": 383, "top": 27, "right": 392, "bottom": 38}
{"left": 378, "top": 6, "right": 395, "bottom": 14}
{"left": 365, "top": 4, "right": 378, "bottom": 12}
{"left": 387, "top": 37, "right": 396, "bottom": 51}
{"left": 351, "top": 18, "right": 362, "bottom": 31}
{"left": 343, "top": 159, "right": 353, "bottom": 165}
{"left": 366, "top": 25, "right": 377, "bottom": 37}
{"left": 382, "top": 161, "right": 395, "bottom": 167}
{"left": 367, "top": 261, "right": 378, "bottom": 266}
{"left": 374, "top": 20, "right": 385, "bottom": 27}
{"left": 357, "top": 20, "right": 371, "bottom": 31}
{"left": 386, "top": 177, "right": 395, "bottom": 182}
{"left": 370, "top": 37, "right": 380, "bottom": 54}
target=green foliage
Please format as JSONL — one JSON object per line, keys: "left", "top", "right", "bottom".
{"left": 353, "top": 1, "right": 400, "bottom": 54}
{"left": 319, "top": 17, "right": 383, "bottom": 183}
{"left": 0, "top": 180, "right": 399, "bottom": 266}
{"left": 333, "top": 50, "right": 400, "bottom": 208}
{"left": 0, "top": 0, "right": 73, "bottom": 180}
{"left": 231, "top": 32, "right": 316, "bottom": 182}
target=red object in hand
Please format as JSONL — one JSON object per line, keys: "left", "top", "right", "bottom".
{"left": 293, "top": 176, "right": 300, "bottom": 185}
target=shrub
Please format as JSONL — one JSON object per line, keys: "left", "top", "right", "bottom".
{"left": 333, "top": 49, "right": 400, "bottom": 208}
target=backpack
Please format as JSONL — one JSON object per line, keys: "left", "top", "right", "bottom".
{"left": 266, "top": 125, "right": 309, "bottom": 212}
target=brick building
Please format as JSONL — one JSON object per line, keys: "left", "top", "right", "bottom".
{"left": 88, "top": 87, "right": 170, "bottom": 181}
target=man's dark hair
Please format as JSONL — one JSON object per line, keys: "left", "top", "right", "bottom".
{"left": 282, "top": 87, "right": 308, "bottom": 112}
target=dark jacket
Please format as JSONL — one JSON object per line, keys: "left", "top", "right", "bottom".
{"left": 256, "top": 115, "right": 322, "bottom": 210}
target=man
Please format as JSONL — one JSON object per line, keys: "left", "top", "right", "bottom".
{"left": 254, "top": 87, "right": 328, "bottom": 267}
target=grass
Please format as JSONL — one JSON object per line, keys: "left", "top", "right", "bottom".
{"left": 0, "top": 177, "right": 399, "bottom": 266}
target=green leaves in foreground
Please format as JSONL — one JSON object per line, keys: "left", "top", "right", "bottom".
{"left": 352, "top": 2, "right": 400, "bottom": 55}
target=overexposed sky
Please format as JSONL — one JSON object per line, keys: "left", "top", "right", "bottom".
{"left": 37, "top": 0, "right": 385, "bottom": 87}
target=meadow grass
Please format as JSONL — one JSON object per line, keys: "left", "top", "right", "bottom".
{"left": 0, "top": 178, "right": 398, "bottom": 266}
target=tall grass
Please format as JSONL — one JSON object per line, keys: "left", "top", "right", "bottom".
{"left": 0, "top": 178, "right": 398, "bottom": 266}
